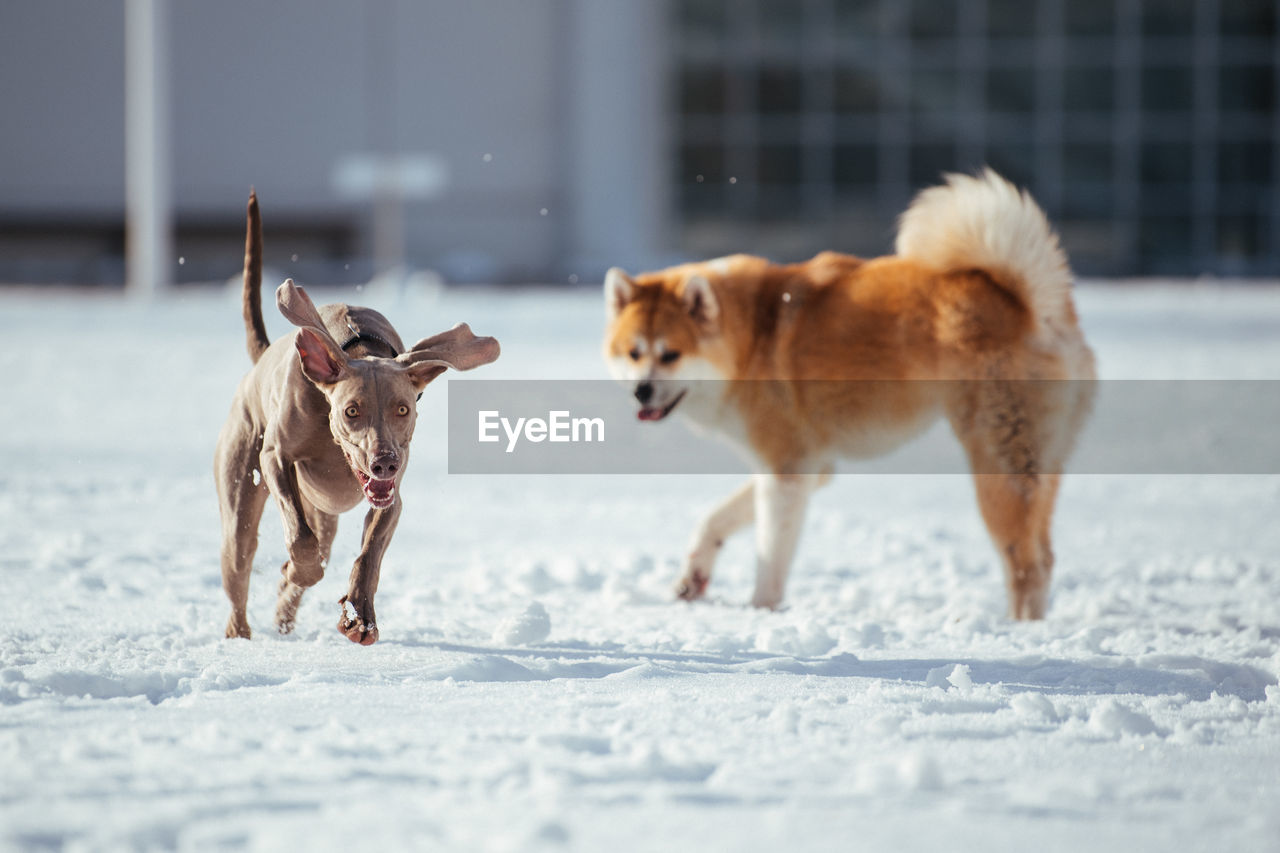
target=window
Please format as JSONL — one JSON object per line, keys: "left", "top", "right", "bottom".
{"left": 985, "top": 143, "right": 1036, "bottom": 188}
{"left": 1141, "top": 67, "right": 1193, "bottom": 112}
{"left": 833, "top": 0, "right": 878, "bottom": 37}
{"left": 1219, "top": 65, "right": 1275, "bottom": 113}
{"left": 1064, "top": 143, "right": 1113, "bottom": 184}
{"left": 833, "top": 68, "right": 880, "bottom": 114}
{"left": 1066, "top": 2, "right": 1114, "bottom": 36}
{"left": 1221, "top": 0, "right": 1276, "bottom": 38}
{"left": 1217, "top": 141, "right": 1272, "bottom": 185}
{"left": 1065, "top": 66, "right": 1115, "bottom": 112}
{"left": 757, "top": 67, "right": 804, "bottom": 114}
{"left": 909, "top": 0, "right": 956, "bottom": 41}
{"left": 1141, "top": 142, "right": 1193, "bottom": 184}
{"left": 1141, "top": 0, "right": 1194, "bottom": 37}
{"left": 757, "top": 145, "right": 803, "bottom": 184}
{"left": 987, "top": 67, "right": 1035, "bottom": 113}
{"left": 670, "top": 0, "right": 1279, "bottom": 274}
{"left": 833, "top": 143, "right": 878, "bottom": 187}
{"left": 987, "top": 0, "right": 1037, "bottom": 39}
{"left": 910, "top": 143, "right": 957, "bottom": 187}
{"left": 679, "top": 0, "right": 729, "bottom": 37}
{"left": 680, "top": 67, "right": 729, "bottom": 114}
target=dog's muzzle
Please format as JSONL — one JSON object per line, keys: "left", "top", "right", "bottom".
{"left": 346, "top": 454, "right": 397, "bottom": 509}
{"left": 636, "top": 387, "right": 686, "bottom": 422}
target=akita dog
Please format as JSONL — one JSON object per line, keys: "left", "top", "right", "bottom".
{"left": 603, "top": 169, "right": 1095, "bottom": 619}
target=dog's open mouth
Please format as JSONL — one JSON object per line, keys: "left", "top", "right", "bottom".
{"left": 638, "top": 390, "right": 686, "bottom": 422}
{"left": 346, "top": 456, "right": 396, "bottom": 509}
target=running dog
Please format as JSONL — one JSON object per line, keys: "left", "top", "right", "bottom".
{"left": 603, "top": 169, "right": 1095, "bottom": 619}
{"left": 216, "top": 192, "right": 499, "bottom": 643}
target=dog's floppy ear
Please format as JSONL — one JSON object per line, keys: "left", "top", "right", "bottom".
{"left": 276, "top": 279, "right": 332, "bottom": 333}
{"left": 683, "top": 273, "right": 719, "bottom": 326}
{"left": 276, "top": 279, "right": 349, "bottom": 386}
{"left": 604, "top": 267, "right": 636, "bottom": 319}
{"left": 294, "top": 327, "right": 349, "bottom": 385}
{"left": 396, "top": 323, "right": 501, "bottom": 390}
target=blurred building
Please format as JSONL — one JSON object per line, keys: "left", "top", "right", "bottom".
{"left": 0, "top": 0, "right": 1276, "bottom": 285}
{"left": 673, "top": 0, "right": 1279, "bottom": 277}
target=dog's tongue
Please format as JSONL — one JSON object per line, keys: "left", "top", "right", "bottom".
{"left": 637, "top": 407, "right": 664, "bottom": 422}
{"left": 346, "top": 455, "right": 396, "bottom": 507}
{"left": 365, "top": 478, "right": 394, "bottom": 501}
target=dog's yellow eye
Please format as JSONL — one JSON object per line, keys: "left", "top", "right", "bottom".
{"left": 397, "top": 404, "right": 410, "bottom": 416}
{"left": 659, "top": 350, "right": 681, "bottom": 364}
{"left": 344, "top": 405, "right": 359, "bottom": 418}
{"left": 628, "top": 347, "right": 641, "bottom": 361}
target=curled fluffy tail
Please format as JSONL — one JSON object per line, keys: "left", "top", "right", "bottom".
{"left": 895, "top": 168, "right": 1073, "bottom": 329}
{"left": 242, "top": 189, "right": 270, "bottom": 363}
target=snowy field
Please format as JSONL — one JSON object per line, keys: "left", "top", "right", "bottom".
{"left": 2, "top": 280, "right": 1278, "bottom": 852}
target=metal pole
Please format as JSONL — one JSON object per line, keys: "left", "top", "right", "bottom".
{"left": 125, "top": 0, "right": 171, "bottom": 298}
{"left": 366, "top": 0, "right": 403, "bottom": 282}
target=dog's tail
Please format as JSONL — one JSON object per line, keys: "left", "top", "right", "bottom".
{"left": 895, "top": 168, "right": 1074, "bottom": 331}
{"left": 242, "top": 189, "right": 270, "bottom": 363}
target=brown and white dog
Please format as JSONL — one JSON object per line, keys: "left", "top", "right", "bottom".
{"left": 216, "top": 192, "right": 499, "bottom": 643}
{"left": 603, "top": 169, "right": 1095, "bottom": 619}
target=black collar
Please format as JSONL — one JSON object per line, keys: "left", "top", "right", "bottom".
{"left": 339, "top": 330, "right": 421, "bottom": 400}
{"left": 340, "top": 331, "right": 400, "bottom": 357}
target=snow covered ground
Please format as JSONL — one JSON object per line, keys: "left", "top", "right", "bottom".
{"left": 1, "top": 280, "right": 1278, "bottom": 852}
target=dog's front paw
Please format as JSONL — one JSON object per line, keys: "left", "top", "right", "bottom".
{"left": 338, "top": 596, "right": 379, "bottom": 645}
{"left": 675, "top": 567, "right": 710, "bottom": 601}
{"left": 1008, "top": 586, "right": 1049, "bottom": 621}
{"left": 676, "top": 538, "right": 722, "bottom": 602}
{"left": 225, "top": 613, "right": 251, "bottom": 639}
{"left": 749, "top": 591, "right": 784, "bottom": 610}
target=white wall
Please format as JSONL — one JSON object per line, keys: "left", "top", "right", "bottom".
{"left": 0, "top": 0, "right": 667, "bottom": 282}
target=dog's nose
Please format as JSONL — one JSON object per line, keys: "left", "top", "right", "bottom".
{"left": 634, "top": 382, "right": 654, "bottom": 405}
{"left": 370, "top": 453, "right": 400, "bottom": 479}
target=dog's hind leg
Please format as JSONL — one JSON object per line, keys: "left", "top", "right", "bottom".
{"left": 676, "top": 478, "right": 756, "bottom": 601}
{"left": 966, "top": 472, "right": 1060, "bottom": 619}
{"left": 215, "top": 420, "right": 268, "bottom": 639}
{"left": 948, "top": 379, "right": 1069, "bottom": 619}
{"left": 275, "top": 504, "right": 337, "bottom": 635}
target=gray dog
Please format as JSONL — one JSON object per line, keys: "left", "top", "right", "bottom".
{"left": 215, "top": 193, "right": 499, "bottom": 644}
